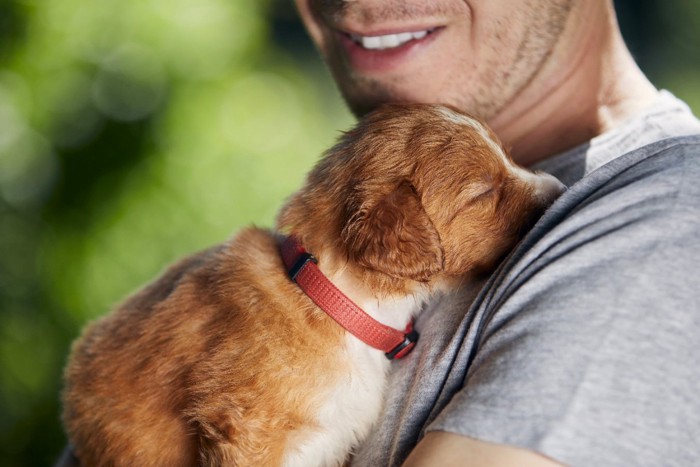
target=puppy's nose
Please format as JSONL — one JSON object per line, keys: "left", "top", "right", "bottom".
{"left": 533, "top": 172, "right": 566, "bottom": 205}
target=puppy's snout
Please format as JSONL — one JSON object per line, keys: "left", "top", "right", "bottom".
{"left": 532, "top": 171, "right": 566, "bottom": 207}
{"left": 516, "top": 171, "right": 565, "bottom": 236}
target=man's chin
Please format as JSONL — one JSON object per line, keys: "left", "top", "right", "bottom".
{"left": 339, "top": 86, "right": 405, "bottom": 118}
{"left": 345, "top": 98, "right": 387, "bottom": 118}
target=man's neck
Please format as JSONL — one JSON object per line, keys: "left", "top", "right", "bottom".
{"left": 488, "top": 2, "right": 659, "bottom": 167}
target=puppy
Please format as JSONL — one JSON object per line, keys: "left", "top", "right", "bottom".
{"left": 61, "top": 103, "right": 564, "bottom": 467}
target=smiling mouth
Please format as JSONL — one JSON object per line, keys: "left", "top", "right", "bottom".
{"left": 344, "top": 28, "right": 438, "bottom": 50}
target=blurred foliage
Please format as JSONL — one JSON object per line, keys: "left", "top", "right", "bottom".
{"left": 0, "top": 0, "right": 698, "bottom": 465}
{"left": 0, "top": 0, "right": 352, "bottom": 464}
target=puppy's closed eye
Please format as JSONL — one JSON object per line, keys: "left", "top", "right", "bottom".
{"left": 471, "top": 185, "right": 497, "bottom": 202}
{"left": 453, "top": 178, "right": 500, "bottom": 210}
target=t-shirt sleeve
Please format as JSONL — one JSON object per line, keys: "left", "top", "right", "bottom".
{"left": 427, "top": 144, "right": 700, "bottom": 467}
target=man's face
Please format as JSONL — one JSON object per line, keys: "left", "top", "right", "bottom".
{"left": 295, "top": 0, "right": 576, "bottom": 119}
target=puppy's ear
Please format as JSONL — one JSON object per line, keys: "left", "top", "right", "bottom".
{"left": 341, "top": 182, "right": 444, "bottom": 282}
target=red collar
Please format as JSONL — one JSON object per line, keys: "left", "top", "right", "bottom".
{"left": 280, "top": 236, "right": 418, "bottom": 360}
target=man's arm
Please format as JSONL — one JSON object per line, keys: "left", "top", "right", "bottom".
{"left": 404, "top": 432, "right": 564, "bottom": 467}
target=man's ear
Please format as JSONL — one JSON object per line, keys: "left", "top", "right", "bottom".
{"left": 341, "top": 182, "right": 444, "bottom": 282}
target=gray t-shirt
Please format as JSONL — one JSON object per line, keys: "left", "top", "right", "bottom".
{"left": 353, "top": 91, "right": 700, "bottom": 467}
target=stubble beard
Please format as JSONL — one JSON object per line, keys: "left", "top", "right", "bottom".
{"left": 328, "top": 0, "right": 576, "bottom": 122}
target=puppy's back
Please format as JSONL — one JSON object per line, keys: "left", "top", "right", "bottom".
{"left": 62, "top": 228, "right": 345, "bottom": 466}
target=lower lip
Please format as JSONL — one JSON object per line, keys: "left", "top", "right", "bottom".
{"left": 337, "top": 28, "right": 442, "bottom": 74}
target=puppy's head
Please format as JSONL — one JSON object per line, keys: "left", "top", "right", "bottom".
{"left": 278, "top": 103, "right": 564, "bottom": 291}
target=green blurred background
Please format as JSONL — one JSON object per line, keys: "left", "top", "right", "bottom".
{"left": 0, "top": 0, "right": 698, "bottom": 465}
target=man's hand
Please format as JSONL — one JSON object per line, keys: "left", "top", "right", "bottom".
{"left": 403, "top": 431, "right": 565, "bottom": 467}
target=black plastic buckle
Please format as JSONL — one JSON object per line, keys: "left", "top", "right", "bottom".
{"left": 385, "top": 328, "right": 419, "bottom": 360}
{"left": 288, "top": 252, "right": 318, "bottom": 282}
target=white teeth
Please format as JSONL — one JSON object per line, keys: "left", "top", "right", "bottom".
{"left": 397, "top": 32, "right": 413, "bottom": 43}
{"left": 351, "top": 29, "right": 433, "bottom": 50}
{"left": 361, "top": 35, "right": 382, "bottom": 49}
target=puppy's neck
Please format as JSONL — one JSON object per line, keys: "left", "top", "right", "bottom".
{"left": 322, "top": 261, "right": 430, "bottom": 331}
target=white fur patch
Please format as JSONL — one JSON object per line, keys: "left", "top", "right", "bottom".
{"left": 435, "top": 105, "right": 508, "bottom": 165}
{"left": 282, "top": 336, "right": 389, "bottom": 467}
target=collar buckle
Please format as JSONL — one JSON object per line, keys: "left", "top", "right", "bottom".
{"left": 288, "top": 251, "right": 317, "bottom": 282}
{"left": 385, "top": 328, "right": 419, "bottom": 360}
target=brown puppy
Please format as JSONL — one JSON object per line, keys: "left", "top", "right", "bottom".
{"left": 61, "top": 103, "right": 564, "bottom": 466}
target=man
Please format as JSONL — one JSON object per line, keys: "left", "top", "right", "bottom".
{"left": 294, "top": 0, "right": 700, "bottom": 466}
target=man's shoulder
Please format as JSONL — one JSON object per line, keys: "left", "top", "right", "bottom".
{"left": 525, "top": 134, "right": 700, "bottom": 271}
{"left": 489, "top": 133, "right": 700, "bottom": 330}
{"left": 560, "top": 134, "right": 700, "bottom": 219}
{"left": 602, "top": 132, "right": 700, "bottom": 180}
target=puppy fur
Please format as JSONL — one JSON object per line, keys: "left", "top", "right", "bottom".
{"left": 61, "top": 103, "right": 564, "bottom": 466}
